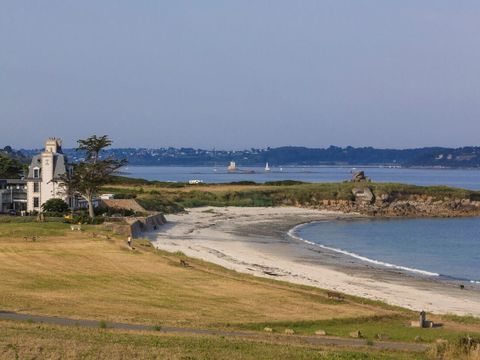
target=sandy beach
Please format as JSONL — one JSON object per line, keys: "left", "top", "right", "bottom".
{"left": 147, "top": 206, "right": 480, "bottom": 317}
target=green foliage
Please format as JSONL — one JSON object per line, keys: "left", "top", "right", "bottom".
{"left": 226, "top": 181, "right": 258, "bottom": 186}
{"left": 136, "top": 194, "right": 185, "bottom": 214}
{"left": 70, "top": 212, "right": 105, "bottom": 225}
{"left": 0, "top": 154, "right": 23, "bottom": 178}
{"left": 112, "top": 193, "right": 137, "bottom": 199}
{"left": 265, "top": 180, "right": 305, "bottom": 186}
{"left": 60, "top": 135, "right": 127, "bottom": 219}
{"left": 102, "top": 207, "right": 136, "bottom": 217}
{"left": 42, "top": 198, "right": 69, "bottom": 215}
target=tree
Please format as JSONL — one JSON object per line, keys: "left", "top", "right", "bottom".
{"left": 42, "top": 198, "right": 69, "bottom": 214}
{"left": 0, "top": 154, "right": 23, "bottom": 178}
{"left": 62, "top": 135, "right": 126, "bottom": 219}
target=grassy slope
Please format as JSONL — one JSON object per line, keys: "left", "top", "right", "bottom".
{"left": 0, "top": 220, "right": 479, "bottom": 358}
{"left": 101, "top": 181, "right": 480, "bottom": 213}
{"left": 0, "top": 222, "right": 392, "bottom": 326}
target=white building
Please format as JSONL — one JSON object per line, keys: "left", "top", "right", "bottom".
{"left": 26, "top": 138, "right": 71, "bottom": 213}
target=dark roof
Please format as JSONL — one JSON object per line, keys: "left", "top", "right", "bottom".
{"left": 27, "top": 153, "right": 69, "bottom": 179}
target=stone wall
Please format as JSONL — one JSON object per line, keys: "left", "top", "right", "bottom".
{"left": 127, "top": 213, "right": 167, "bottom": 238}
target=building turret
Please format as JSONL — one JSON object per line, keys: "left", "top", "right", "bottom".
{"left": 26, "top": 138, "right": 69, "bottom": 212}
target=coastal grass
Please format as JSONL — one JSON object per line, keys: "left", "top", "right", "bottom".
{"left": 101, "top": 181, "right": 480, "bottom": 213}
{"left": 0, "top": 320, "right": 425, "bottom": 360}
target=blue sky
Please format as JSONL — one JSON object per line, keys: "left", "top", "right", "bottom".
{"left": 1, "top": 1, "right": 479, "bottom": 149}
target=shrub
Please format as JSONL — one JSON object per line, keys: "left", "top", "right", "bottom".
{"left": 227, "top": 181, "right": 258, "bottom": 186}
{"left": 41, "top": 198, "right": 69, "bottom": 214}
{"left": 113, "top": 193, "right": 137, "bottom": 199}
{"left": 265, "top": 180, "right": 305, "bottom": 186}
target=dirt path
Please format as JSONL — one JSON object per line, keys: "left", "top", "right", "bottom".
{"left": 0, "top": 310, "right": 427, "bottom": 352}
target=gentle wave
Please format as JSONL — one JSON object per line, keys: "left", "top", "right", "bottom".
{"left": 287, "top": 222, "right": 440, "bottom": 277}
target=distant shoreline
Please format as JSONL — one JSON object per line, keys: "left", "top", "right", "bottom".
{"left": 124, "top": 164, "right": 480, "bottom": 170}
{"left": 19, "top": 145, "right": 480, "bottom": 169}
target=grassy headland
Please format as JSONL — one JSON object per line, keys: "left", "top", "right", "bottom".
{"left": 102, "top": 177, "right": 480, "bottom": 214}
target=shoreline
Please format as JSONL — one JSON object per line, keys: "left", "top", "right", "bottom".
{"left": 287, "top": 221, "right": 441, "bottom": 278}
{"left": 147, "top": 206, "right": 480, "bottom": 317}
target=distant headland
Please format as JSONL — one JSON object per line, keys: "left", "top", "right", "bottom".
{"left": 17, "top": 145, "right": 480, "bottom": 168}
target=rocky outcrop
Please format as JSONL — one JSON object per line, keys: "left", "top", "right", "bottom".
{"left": 352, "top": 187, "right": 374, "bottom": 204}
{"left": 351, "top": 171, "right": 370, "bottom": 183}
{"left": 312, "top": 192, "right": 480, "bottom": 217}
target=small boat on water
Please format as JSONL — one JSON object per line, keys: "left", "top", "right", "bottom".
{"left": 264, "top": 162, "right": 271, "bottom": 172}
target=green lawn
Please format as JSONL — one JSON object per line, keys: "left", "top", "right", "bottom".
{"left": 235, "top": 315, "right": 480, "bottom": 343}
{"left": 0, "top": 320, "right": 427, "bottom": 360}
{"left": 0, "top": 221, "right": 70, "bottom": 238}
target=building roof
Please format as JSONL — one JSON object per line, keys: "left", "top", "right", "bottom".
{"left": 27, "top": 153, "right": 69, "bottom": 180}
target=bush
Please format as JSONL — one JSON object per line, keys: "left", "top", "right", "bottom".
{"left": 67, "top": 211, "right": 105, "bottom": 225}
{"left": 102, "top": 207, "right": 136, "bottom": 217}
{"left": 227, "top": 181, "right": 258, "bottom": 186}
{"left": 264, "top": 180, "right": 305, "bottom": 186}
{"left": 41, "top": 199, "right": 69, "bottom": 214}
{"left": 113, "top": 193, "right": 137, "bottom": 199}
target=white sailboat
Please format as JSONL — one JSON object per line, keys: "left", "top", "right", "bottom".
{"left": 264, "top": 162, "right": 271, "bottom": 172}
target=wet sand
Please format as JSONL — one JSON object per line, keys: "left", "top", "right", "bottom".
{"left": 147, "top": 206, "right": 480, "bottom": 316}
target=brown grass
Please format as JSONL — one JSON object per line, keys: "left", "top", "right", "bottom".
{"left": 0, "top": 224, "right": 390, "bottom": 327}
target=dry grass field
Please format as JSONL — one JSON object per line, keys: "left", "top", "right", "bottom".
{"left": 0, "top": 222, "right": 388, "bottom": 326}
{"left": 0, "top": 220, "right": 479, "bottom": 359}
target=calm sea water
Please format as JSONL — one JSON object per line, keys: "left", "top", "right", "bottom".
{"left": 124, "top": 165, "right": 480, "bottom": 190}
{"left": 292, "top": 218, "right": 480, "bottom": 284}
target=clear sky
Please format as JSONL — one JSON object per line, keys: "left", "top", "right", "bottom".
{"left": 1, "top": 1, "right": 479, "bottom": 149}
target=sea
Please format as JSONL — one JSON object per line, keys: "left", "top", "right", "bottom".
{"left": 124, "top": 165, "right": 480, "bottom": 190}
{"left": 124, "top": 165, "right": 480, "bottom": 283}
{"left": 290, "top": 218, "right": 480, "bottom": 285}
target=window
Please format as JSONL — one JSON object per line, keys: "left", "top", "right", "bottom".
{"left": 33, "top": 182, "right": 39, "bottom": 193}
{"left": 33, "top": 197, "right": 39, "bottom": 208}
{"left": 33, "top": 168, "right": 40, "bottom": 178}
